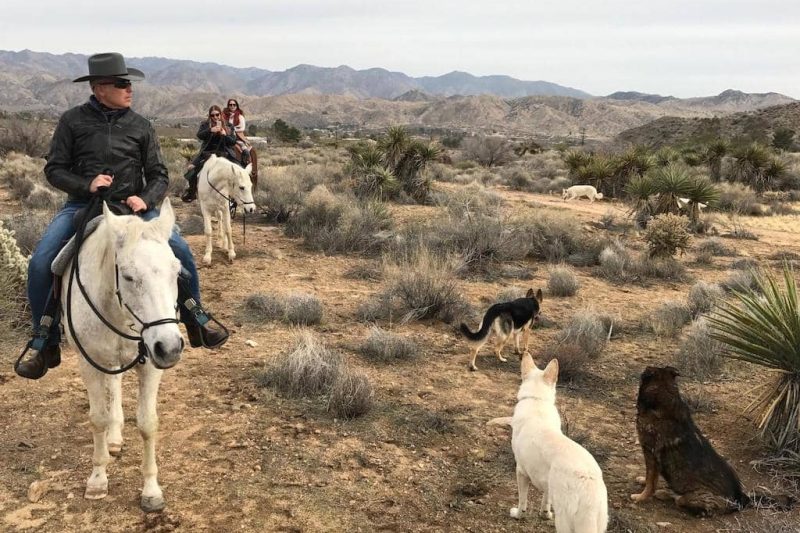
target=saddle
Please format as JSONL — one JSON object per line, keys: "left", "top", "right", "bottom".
{"left": 52, "top": 216, "right": 104, "bottom": 276}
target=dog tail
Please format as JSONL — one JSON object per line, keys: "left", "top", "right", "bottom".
{"left": 486, "top": 417, "right": 513, "bottom": 427}
{"left": 460, "top": 305, "right": 505, "bottom": 341}
{"left": 748, "top": 490, "right": 794, "bottom": 511}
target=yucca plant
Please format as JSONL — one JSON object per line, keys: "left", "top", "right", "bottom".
{"left": 563, "top": 150, "right": 593, "bottom": 178}
{"left": 702, "top": 139, "right": 729, "bottom": 181}
{"left": 625, "top": 175, "right": 656, "bottom": 227}
{"left": 708, "top": 265, "right": 800, "bottom": 450}
{"left": 730, "top": 143, "right": 777, "bottom": 192}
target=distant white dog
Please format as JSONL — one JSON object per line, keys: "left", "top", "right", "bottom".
{"left": 490, "top": 354, "right": 608, "bottom": 532}
{"left": 676, "top": 197, "right": 707, "bottom": 212}
{"left": 562, "top": 185, "right": 603, "bottom": 202}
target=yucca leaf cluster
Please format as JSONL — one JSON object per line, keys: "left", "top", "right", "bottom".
{"left": 708, "top": 266, "right": 800, "bottom": 450}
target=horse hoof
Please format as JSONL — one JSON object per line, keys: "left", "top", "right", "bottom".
{"left": 141, "top": 495, "right": 166, "bottom": 513}
{"left": 510, "top": 507, "right": 522, "bottom": 519}
{"left": 84, "top": 484, "right": 108, "bottom": 500}
{"left": 108, "top": 443, "right": 123, "bottom": 456}
{"left": 202, "top": 256, "right": 212, "bottom": 266}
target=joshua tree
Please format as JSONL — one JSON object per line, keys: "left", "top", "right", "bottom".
{"left": 702, "top": 139, "right": 728, "bottom": 181}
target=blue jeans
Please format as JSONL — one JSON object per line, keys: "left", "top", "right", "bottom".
{"left": 27, "top": 201, "right": 202, "bottom": 345}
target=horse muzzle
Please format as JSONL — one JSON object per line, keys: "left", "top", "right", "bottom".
{"left": 147, "top": 332, "right": 184, "bottom": 369}
{"left": 242, "top": 204, "right": 256, "bottom": 214}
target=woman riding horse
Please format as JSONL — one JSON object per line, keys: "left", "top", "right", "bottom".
{"left": 181, "top": 105, "right": 238, "bottom": 203}
{"left": 223, "top": 98, "right": 259, "bottom": 188}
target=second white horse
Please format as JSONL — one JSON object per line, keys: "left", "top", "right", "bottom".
{"left": 197, "top": 155, "right": 256, "bottom": 265}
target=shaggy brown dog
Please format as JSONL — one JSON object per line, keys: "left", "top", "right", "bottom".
{"left": 632, "top": 366, "right": 792, "bottom": 515}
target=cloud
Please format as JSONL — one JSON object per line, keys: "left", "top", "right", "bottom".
{"left": 1, "top": 0, "right": 798, "bottom": 98}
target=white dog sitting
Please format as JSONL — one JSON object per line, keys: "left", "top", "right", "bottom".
{"left": 490, "top": 355, "right": 608, "bottom": 532}
{"left": 562, "top": 185, "right": 603, "bottom": 202}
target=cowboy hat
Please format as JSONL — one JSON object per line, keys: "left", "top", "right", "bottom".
{"left": 72, "top": 52, "right": 145, "bottom": 83}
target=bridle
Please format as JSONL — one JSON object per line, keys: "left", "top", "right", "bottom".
{"left": 205, "top": 166, "right": 255, "bottom": 244}
{"left": 66, "top": 198, "right": 180, "bottom": 375}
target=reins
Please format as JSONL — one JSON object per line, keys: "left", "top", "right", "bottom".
{"left": 205, "top": 166, "right": 255, "bottom": 245}
{"left": 65, "top": 194, "right": 180, "bottom": 375}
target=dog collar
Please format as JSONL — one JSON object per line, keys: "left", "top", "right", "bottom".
{"left": 517, "top": 395, "right": 548, "bottom": 402}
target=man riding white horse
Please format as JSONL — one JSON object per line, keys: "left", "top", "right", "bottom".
{"left": 16, "top": 52, "right": 229, "bottom": 380}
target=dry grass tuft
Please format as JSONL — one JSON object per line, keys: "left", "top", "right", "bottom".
{"left": 648, "top": 301, "right": 691, "bottom": 337}
{"left": 285, "top": 293, "right": 324, "bottom": 325}
{"left": 547, "top": 265, "right": 580, "bottom": 297}
{"left": 326, "top": 369, "right": 374, "bottom": 419}
{"left": 359, "top": 326, "right": 418, "bottom": 363}
{"left": 258, "top": 331, "right": 342, "bottom": 398}
{"left": 674, "top": 318, "right": 726, "bottom": 380}
{"left": 687, "top": 281, "right": 725, "bottom": 318}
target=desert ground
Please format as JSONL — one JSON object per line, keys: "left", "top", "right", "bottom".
{"left": 1, "top": 151, "right": 800, "bottom": 533}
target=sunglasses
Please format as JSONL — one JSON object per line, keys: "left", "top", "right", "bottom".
{"left": 228, "top": 103, "right": 237, "bottom": 107}
{"left": 209, "top": 113, "right": 221, "bottom": 117}
{"left": 97, "top": 80, "right": 132, "bottom": 89}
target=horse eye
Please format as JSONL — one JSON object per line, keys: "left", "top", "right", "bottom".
{"left": 123, "top": 274, "right": 134, "bottom": 282}
{"left": 239, "top": 186, "right": 245, "bottom": 191}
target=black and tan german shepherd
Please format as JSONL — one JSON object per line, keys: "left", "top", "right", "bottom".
{"left": 460, "top": 288, "right": 543, "bottom": 371}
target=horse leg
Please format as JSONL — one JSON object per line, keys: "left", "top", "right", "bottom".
{"left": 106, "top": 373, "right": 124, "bottom": 456}
{"left": 217, "top": 207, "right": 227, "bottom": 250}
{"left": 137, "top": 363, "right": 166, "bottom": 513}
{"left": 80, "top": 367, "right": 111, "bottom": 500}
{"left": 223, "top": 205, "right": 235, "bottom": 262}
{"left": 200, "top": 201, "right": 214, "bottom": 265}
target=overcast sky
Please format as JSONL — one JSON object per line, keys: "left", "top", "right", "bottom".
{"left": 2, "top": 0, "right": 798, "bottom": 98}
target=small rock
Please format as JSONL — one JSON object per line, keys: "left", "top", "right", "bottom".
{"left": 245, "top": 339, "right": 258, "bottom": 348}
{"left": 656, "top": 522, "right": 671, "bottom": 528}
{"left": 28, "top": 480, "right": 50, "bottom": 502}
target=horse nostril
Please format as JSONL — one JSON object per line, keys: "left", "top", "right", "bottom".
{"left": 154, "top": 341, "right": 167, "bottom": 359}
{"left": 179, "top": 337, "right": 185, "bottom": 350}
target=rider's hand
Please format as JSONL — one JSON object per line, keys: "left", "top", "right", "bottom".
{"left": 89, "top": 174, "right": 113, "bottom": 193}
{"left": 124, "top": 196, "right": 147, "bottom": 213}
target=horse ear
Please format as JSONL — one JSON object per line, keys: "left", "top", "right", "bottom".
{"left": 102, "top": 201, "right": 121, "bottom": 230}
{"left": 154, "top": 198, "right": 175, "bottom": 239}
{"left": 245, "top": 163, "right": 252, "bottom": 176}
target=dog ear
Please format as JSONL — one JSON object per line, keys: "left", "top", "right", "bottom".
{"left": 520, "top": 351, "right": 535, "bottom": 380}
{"left": 525, "top": 288, "right": 534, "bottom": 298}
{"left": 535, "top": 289, "right": 543, "bottom": 303}
{"left": 543, "top": 358, "right": 559, "bottom": 385}
{"left": 665, "top": 366, "right": 680, "bottom": 378}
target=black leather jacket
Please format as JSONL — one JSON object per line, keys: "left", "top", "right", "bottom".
{"left": 44, "top": 99, "right": 169, "bottom": 210}
{"left": 196, "top": 120, "right": 237, "bottom": 160}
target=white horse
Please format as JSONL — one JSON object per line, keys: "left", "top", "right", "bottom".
{"left": 62, "top": 199, "right": 184, "bottom": 512}
{"left": 197, "top": 154, "right": 256, "bottom": 265}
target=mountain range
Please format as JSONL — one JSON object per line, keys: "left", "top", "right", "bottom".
{"left": 0, "top": 49, "right": 795, "bottom": 142}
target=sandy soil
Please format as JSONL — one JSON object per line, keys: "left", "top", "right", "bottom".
{"left": 1, "top": 186, "right": 799, "bottom": 532}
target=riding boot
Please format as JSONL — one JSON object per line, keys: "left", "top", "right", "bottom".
{"left": 177, "top": 270, "right": 229, "bottom": 349}
{"left": 185, "top": 323, "right": 229, "bottom": 349}
{"left": 241, "top": 150, "right": 250, "bottom": 167}
{"left": 181, "top": 170, "right": 198, "bottom": 203}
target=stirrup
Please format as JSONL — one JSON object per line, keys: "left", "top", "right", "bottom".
{"left": 182, "top": 298, "right": 230, "bottom": 348}
{"left": 14, "top": 317, "right": 53, "bottom": 372}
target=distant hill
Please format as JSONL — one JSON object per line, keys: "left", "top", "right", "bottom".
{"left": 0, "top": 49, "right": 796, "bottom": 141}
{"left": 616, "top": 102, "right": 800, "bottom": 147}
{"left": 0, "top": 49, "right": 589, "bottom": 101}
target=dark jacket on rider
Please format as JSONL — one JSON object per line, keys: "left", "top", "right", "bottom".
{"left": 44, "top": 96, "right": 169, "bottom": 210}
{"left": 196, "top": 121, "right": 237, "bottom": 161}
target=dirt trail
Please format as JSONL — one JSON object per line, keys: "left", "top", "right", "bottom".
{"left": 1, "top": 188, "right": 798, "bottom": 532}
